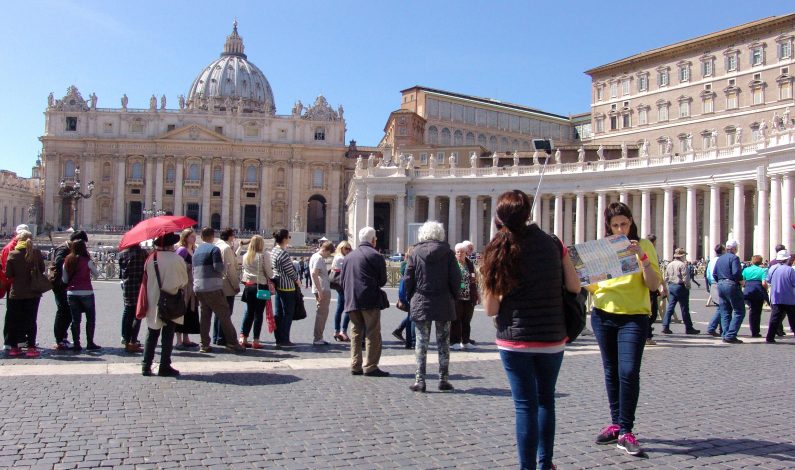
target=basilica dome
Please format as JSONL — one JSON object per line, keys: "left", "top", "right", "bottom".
{"left": 187, "top": 21, "right": 275, "bottom": 115}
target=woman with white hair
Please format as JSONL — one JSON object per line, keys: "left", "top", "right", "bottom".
{"left": 403, "top": 220, "right": 460, "bottom": 392}
{"left": 450, "top": 242, "right": 477, "bottom": 350}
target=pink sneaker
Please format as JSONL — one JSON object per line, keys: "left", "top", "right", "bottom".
{"left": 7, "top": 347, "right": 23, "bottom": 358}
{"left": 595, "top": 424, "right": 620, "bottom": 445}
{"left": 26, "top": 347, "right": 41, "bottom": 358}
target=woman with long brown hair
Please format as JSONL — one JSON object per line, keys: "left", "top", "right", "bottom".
{"left": 4, "top": 230, "right": 46, "bottom": 358}
{"left": 480, "top": 190, "right": 580, "bottom": 470}
{"left": 62, "top": 235, "right": 100, "bottom": 352}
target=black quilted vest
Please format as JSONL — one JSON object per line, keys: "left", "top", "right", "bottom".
{"left": 496, "top": 225, "right": 566, "bottom": 343}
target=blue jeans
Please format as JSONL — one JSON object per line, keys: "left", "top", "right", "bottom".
{"left": 68, "top": 294, "right": 96, "bottom": 346}
{"left": 274, "top": 289, "right": 296, "bottom": 344}
{"left": 591, "top": 309, "right": 647, "bottom": 435}
{"left": 333, "top": 290, "right": 350, "bottom": 333}
{"left": 707, "top": 305, "right": 729, "bottom": 336}
{"left": 662, "top": 284, "right": 693, "bottom": 329}
{"left": 500, "top": 349, "right": 563, "bottom": 470}
{"left": 717, "top": 281, "right": 745, "bottom": 340}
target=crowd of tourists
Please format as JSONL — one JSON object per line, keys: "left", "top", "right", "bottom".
{"left": 2, "top": 188, "right": 794, "bottom": 470}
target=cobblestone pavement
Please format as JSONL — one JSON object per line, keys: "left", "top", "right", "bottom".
{"left": 0, "top": 284, "right": 794, "bottom": 469}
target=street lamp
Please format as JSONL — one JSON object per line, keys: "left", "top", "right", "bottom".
{"left": 142, "top": 200, "right": 166, "bottom": 219}
{"left": 59, "top": 166, "right": 94, "bottom": 230}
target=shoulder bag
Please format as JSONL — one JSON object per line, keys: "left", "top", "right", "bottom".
{"left": 30, "top": 255, "right": 53, "bottom": 294}
{"left": 154, "top": 251, "right": 186, "bottom": 322}
{"left": 293, "top": 290, "right": 307, "bottom": 321}
{"left": 552, "top": 236, "right": 586, "bottom": 343}
{"left": 256, "top": 254, "right": 271, "bottom": 300}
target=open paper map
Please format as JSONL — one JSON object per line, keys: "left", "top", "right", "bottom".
{"left": 567, "top": 234, "right": 641, "bottom": 286}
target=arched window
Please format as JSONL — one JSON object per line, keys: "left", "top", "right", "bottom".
{"left": 511, "top": 139, "right": 520, "bottom": 151}
{"left": 166, "top": 165, "right": 175, "bottom": 182}
{"left": 276, "top": 167, "right": 286, "bottom": 187}
{"left": 466, "top": 132, "right": 475, "bottom": 145}
{"left": 501, "top": 137, "right": 509, "bottom": 152}
{"left": 427, "top": 126, "right": 438, "bottom": 144}
{"left": 489, "top": 136, "right": 497, "bottom": 151}
{"left": 131, "top": 162, "right": 142, "bottom": 180}
{"left": 245, "top": 165, "right": 257, "bottom": 183}
{"left": 453, "top": 130, "right": 463, "bottom": 145}
{"left": 102, "top": 162, "right": 111, "bottom": 181}
{"left": 213, "top": 166, "right": 222, "bottom": 184}
{"left": 188, "top": 164, "right": 200, "bottom": 181}
{"left": 307, "top": 195, "right": 326, "bottom": 233}
{"left": 64, "top": 160, "right": 75, "bottom": 178}
{"left": 441, "top": 128, "right": 451, "bottom": 145}
{"left": 478, "top": 134, "right": 487, "bottom": 147}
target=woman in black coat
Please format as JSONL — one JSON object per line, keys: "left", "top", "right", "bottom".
{"left": 404, "top": 221, "right": 460, "bottom": 392}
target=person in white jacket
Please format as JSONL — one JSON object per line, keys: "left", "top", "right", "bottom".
{"left": 141, "top": 233, "right": 188, "bottom": 377}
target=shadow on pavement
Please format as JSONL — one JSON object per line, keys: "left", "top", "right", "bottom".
{"left": 178, "top": 371, "right": 302, "bottom": 386}
{"left": 645, "top": 438, "right": 795, "bottom": 461}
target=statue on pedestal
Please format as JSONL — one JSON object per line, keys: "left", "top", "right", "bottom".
{"left": 596, "top": 145, "right": 605, "bottom": 161}
{"left": 292, "top": 212, "right": 301, "bottom": 232}
{"left": 149, "top": 95, "right": 157, "bottom": 111}
{"left": 784, "top": 106, "right": 791, "bottom": 128}
{"left": 470, "top": 152, "right": 478, "bottom": 169}
{"left": 640, "top": 139, "right": 649, "bottom": 158}
{"left": 429, "top": 152, "right": 437, "bottom": 169}
{"left": 337, "top": 105, "right": 344, "bottom": 120}
{"left": 292, "top": 100, "right": 303, "bottom": 117}
{"left": 121, "top": 94, "right": 128, "bottom": 110}
{"left": 710, "top": 129, "right": 717, "bottom": 148}
{"left": 532, "top": 150, "right": 539, "bottom": 166}
{"left": 686, "top": 133, "right": 693, "bottom": 150}
{"left": 356, "top": 155, "right": 363, "bottom": 171}
{"left": 178, "top": 94, "right": 186, "bottom": 110}
{"left": 406, "top": 154, "right": 415, "bottom": 169}
{"left": 492, "top": 152, "right": 499, "bottom": 167}
{"left": 664, "top": 137, "right": 673, "bottom": 155}
{"left": 449, "top": 154, "right": 457, "bottom": 169}
{"left": 577, "top": 146, "right": 585, "bottom": 163}
{"left": 367, "top": 153, "right": 375, "bottom": 168}
{"left": 735, "top": 127, "right": 742, "bottom": 144}
{"left": 759, "top": 120, "right": 768, "bottom": 140}
{"left": 160, "top": 95, "right": 166, "bottom": 110}
{"left": 512, "top": 151, "right": 519, "bottom": 167}
{"left": 554, "top": 148, "right": 562, "bottom": 164}
{"left": 47, "top": 92, "right": 54, "bottom": 109}
{"left": 620, "top": 142, "right": 628, "bottom": 159}
{"left": 89, "top": 92, "right": 97, "bottom": 110}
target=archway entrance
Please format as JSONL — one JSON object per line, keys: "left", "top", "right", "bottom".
{"left": 307, "top": 195, "right": 326, "bottom": 234}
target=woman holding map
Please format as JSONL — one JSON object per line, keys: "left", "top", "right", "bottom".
{"left": 589, "top": 202, "right": 660, "bottom": 457}
{"left": 480, "top": 190, "right": 580, "bottom": 470}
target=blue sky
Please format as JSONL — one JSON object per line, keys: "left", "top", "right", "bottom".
{"left": 0, "top": 1, "right": 791, "bottom": 176}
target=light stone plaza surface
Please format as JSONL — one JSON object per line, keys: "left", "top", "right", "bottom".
{"left": 0, "top": 282, "right": 793, "bottom": 469}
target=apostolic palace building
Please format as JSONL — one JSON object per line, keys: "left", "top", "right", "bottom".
{"left": 39, "top": 22, "right": 352, "bottom": 241}
{"left": 18, "top": 13, "right": 795, "bottom": 263}
{"left": 348, "top": 13, "right": 795, "bottom": 262}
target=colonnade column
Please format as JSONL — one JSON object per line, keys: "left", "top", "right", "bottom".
{"left": 585, "top": 195, "right": 596, "bottom": 241}
{"left": 596, "top": 192, "right": 606, "bottom": 239}
{"left": 685, "top": 186, "right": 697, "bottom": 261}
{"left": 259, "top": 162, "right": 271, "bottom": 232}
{"left": 428, "top": 195, "right": 437, "bottom": 221}
{"left": 553, "top": 194, "right": 563, "bottom": 239}
{"left": 782, "top": 173, "right": 794, "bottom": 250}
{"left": 395, "top": 194, "right": 405, "bottom": 253}
{"left": 221, "top": 159, "right": 232, "bottom": 228}
{"left": 365, "top": 189, "right": 375, "bottom": 228}
{"left": 640, "top": 190, "right": 651, "bottom": 238}
{"left": 144, "top": 158, "right": 154, "bottom": 209}
{"left": 733, "top": 181, "right": 745, "bottom": 259}
{"left": 201, "top": 157, "right": 211, "bottom": 227}
{"left": 448, "top": 195, "right": 458, "bottom": 245}
{"left": 619, "top": 191, "right": 628, "bottom": 204}
{"left": 770, "top": 175, "right": 782, "bottom": 257}
{"left": 757, "top": 171, "right": 769, "bottom": 259}
{"left": 114, "top": 157, "right": 126, "bottom": 225}
{"left": 702, "top": 187, "right": 711, "bottom": 257}
{"left": 469, "top": 196, "right": 480, "bottom": 249}
{"left": 575, "top": 193, "right": 585, "bottom": 244}
{"left": 663, "top": 187, "right": 674, "bottom": 261}
{"left": 631, "top": 193, "right": 641, "bottom": 229}
{"left": 677, "top": 189, "right": 687, "bottom": 250}
{"left": 232, "top": 160, "right": 242, "bottom": 229}
{"left": 541, "top": 197, "right": 551, "bottom": 233}
{"left": 489, "top": 194, "right": 498, "bottom": 240}
{"left": 654, "top": 192, "right": 664, "bottom": 241}
{"left": 709, "top": 184, "right": 721, "bottom": 254}
{"left": 563, "top": 196, "right": 573, "bottom": 245}
{"left": 173, "top": 158, "right": 183, "bottom": 216}
{"left": 153, "top": 155, "right": 164, "bottom": 216}
{"left": 532, "top": 194, "right": 542, "bottom": 226}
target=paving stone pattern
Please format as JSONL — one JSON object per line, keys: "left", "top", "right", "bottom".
{"left": 0, "top": 283, "right": 794, "bottom": 468}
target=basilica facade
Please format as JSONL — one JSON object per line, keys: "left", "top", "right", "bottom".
{"left": 39, "top": 22, "right": 352, "bottom": 239}
{"left": 349, "top": 13, "right": 795, "bottom": 262}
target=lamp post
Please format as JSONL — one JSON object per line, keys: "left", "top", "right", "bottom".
{"left": 142, "top": 200, "right": 166, "bottom": 219}
{"left": 59, "top": 166, "right": 94, "bottom": 230}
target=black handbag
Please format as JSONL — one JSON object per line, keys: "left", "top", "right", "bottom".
{"left": 552, "top": 236, "right": 586, "bottom": 343}
{"left": 153, "top": 251, "right": 186, "bottom": 322}
{"left": 329, "top": 269, "right": 343, "bottom": 292}
{"left": 293, "top": 290, "right": 307, "bottom": 321}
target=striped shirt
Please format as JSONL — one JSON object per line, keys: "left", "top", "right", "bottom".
{"left": 192, "top": 243, "right": 224, "bottom": 293}
{"left": 271, "top": 245, "right": 299, "bottom": 291}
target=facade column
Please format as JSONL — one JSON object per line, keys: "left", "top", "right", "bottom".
{"left": 709, "top": 184, "right": 721, "bottom": 255}
{"left": 80, "top": 154, "right": 95, "bottom": 227}
{"left": 685, "top": 186, "right": 697, "bottom": 261}
{"left": 640, "top": 189, "right": 651, "bottom": 237}
{"left": 352, "top": 187, "right": 363, "bottom": 246}
{"left": 469, "top": 196, "right": 480, "bottom": 249}
{"left": 489, "top": 194, "right": 498, "bottom": 240}
{"left": 365, "top": 188, "right": 375, "bottom": 228}
{"left": 702, "top": 187, "right": 710, "bottom": 256}
{"left": 395, "top": 194, "right": 406, "bottom": 253}
{"left": 473, "top": 196, "right": 483, "bottom": 249}
{"left": 540, "top": 196, "right": 550, "bottom": 232}
{"left": 42, "top": 152, "right": 57, "bottom": 227}
{"left": 596, "top": 192, "right": 606, "bottom": 239}
{"left": 677, "top": 189, "right": 687, "bottom": 250}
{"left": 114, "top": 156, "right": 126, "bottom": 225}
{"left": 144, "top": 158, "right": 154, "bottom": 209}
{"left": 575, "top": 192, "right": 585, "bottom": 244}
{"left": 757, "top": 171, "right": 769, "bottom": 259}
{"left": 448, "top": 196, "right": 458, "bottom": 245}
{"left": 782, "top": 173, "right": 794, "bottom": 250}
{"left": 631, "top": 193, "right": 641, "bottom": 229}
{"left": 221, "top": 159, "right": 232, "bottom": 228}
{"left": 654, "top": 191, "right": 664, "bottom": 240}
{"left": 259, "top": 162, "right": 272, "bottom": 232}
{"left": 585, "top": 194, "right": 596, "bottom": 241}
{"left": 553, "top": 194, "right": 564, "bottom": 239}
{"left": 201, "top": 157, "right": 211, "bottom": 227}
{"left": 563, "top": 196, "right": 573, "bottom": 245}
{"left": 289, "top": 160, "right": 304, "bottom": 231}
{"left": 173, "top": 157, "right": 183, "bottom": 216}
{"left": 770, "top": 174, "right": 782, "bottom": 258}
{"left": 733, "top": 181, "right": 745, "bottom": 259}
{"left": 663, "top": 187, "right": 674, "bottom": 261}
{"left": 329, "top": 163, "right": 342, "bottom": 235}
{"left": 154, "top": 155, "right": 164, "bottom": 213}
{"left": 232, "top": 160, "right": 242, "bottom": 229}
{"left": 427, "top": 195, "right": 437, "bottom": 221}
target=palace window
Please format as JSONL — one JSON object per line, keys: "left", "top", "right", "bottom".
{"left": 622, "top": 113, "right": 631, "bottom": 128}
{"left": 638, "top": 107, "right": 648, "bottom": 125}
{"left": 752, "top": 87, "right": 764, "bottom": 105}
{"left": 780, "top": 80, "right": 793, "bottom": 100}
{"left": 188, "top": 164, "right": 200, "bottom": 181}
{"left": 477, "top": 134, "right": 486, "bottom": 147}
{"left": 726, "top": 91, "right": 739, "bottom": 110}
{"left": 610, "top": 115, "right": 618, "bottom": 131}
{"left": 595, "top": 116, "right": 605, "bottom": 133}
{"left": 213, "top": 166, "right": 222, "bottom": 184}
{"left": 637, "top": 73, "right": 648, "bottom": 92}
{"left": 678, "top": 97, "right": 692, "bottom": 118}
{"left": 420, "top": 153, "right": 428, "bottom": 165}
{"left": 622, "top": 78, "right": 630, "bottom": 96}
{"left": 610, "top": 81, "right": 618, "bottom": 98}
{"left": 595, "top": 85, "right": 604, "bottom": 101}
{"left": 678, "top": 63, "right": 691, "bottom": 83}
{"left": 64, "top": 160, "right": 75, "bottom": 178}
{"left": 245, "top": 165, "right": 257, "bottom": 183}
{"left": 65, "top": 117, "right": 77, "bottom": 132}
{"left": 314, "top": 127, "right": 326, "bottom": 141}
{"left": 167, "top": 124, "right": 176, "bottom": 132}
{"left": 131, "top": 162, "right": 142, "bottom": 180}
{"left": 703, "top": 96, "right": 714, "bottom": 113}
{"left": 465, "top": 132, "right": 475, "bottom": 145}
{"left": 215, "top": 126, "right": 223, "bottom": 135}
{"left": 130, "top": 119, "right": 144, "bottom": 134}
{"left": 436, "top": 152, "right": 444, "bottom": 164}
{"left": 777, "top": 35, "right": 793, "bottom": 60}
{"left": 726, "top": 127, "right": 737, "bottom": 147}
{"left": 725, "top": 50, "right": 739, "bottom": 72}
{"left": 312, "top": 169, "right": 324, "bottom": 188}
{"left": 245, "top": 125, "right": 259, "bottom": 137}
{"left": 750, "top": 45, "right": 764, "bottom": 66}
{"left": 102, "top": 162, "right": 111, "bottom": 181}
{"left": 441, "top": 128, "right": 451, "bottom": 145}
{"left": 678, "top": 134, "right": 690, "bottom": 153}
{"left": 166, "top": 165, "right": 175, "bottom": 183}
{"left": 453, "top": 130, "right": 463, "bottom": 146}
{"left": 427, "top": 126, "right": 438, "bottom": 144}
{"left": 701, "top": 55, "right": 715, "bottom": 77}
{"left": 657, "top": 68, "right": 670, "bottom": 87}
{"left": 657, "top": 102, "right": 669, "bottom": 122}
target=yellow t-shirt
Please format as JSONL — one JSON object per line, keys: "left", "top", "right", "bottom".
{"left": 592, "top": 238, "right": 660, "bottom": 315}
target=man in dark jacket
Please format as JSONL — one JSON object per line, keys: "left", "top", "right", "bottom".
{"left": 118, "top": 244, "right": 147, "bottom": 352}
{"left": 341, "top": 226, "right": 389, "bottom": 377}
{"left": 51, "top": 231, "right": 88, "bottom": 349}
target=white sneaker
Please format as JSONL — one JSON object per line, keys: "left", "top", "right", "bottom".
{"left": 451, "top": 343, "right": 464, "bottom": 351}
{"left": 462, "top": 342, "right": 471, "bottom": 350}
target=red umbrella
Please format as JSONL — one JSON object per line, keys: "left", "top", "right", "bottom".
{"left": 118, "top": 215, "right": 197, "bottom": 250}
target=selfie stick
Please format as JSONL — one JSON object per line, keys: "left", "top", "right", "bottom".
{"left": 529, "top": 142, "right": 553, "bottom": 221}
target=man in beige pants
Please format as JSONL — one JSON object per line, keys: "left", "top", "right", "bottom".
{"left": 309, "top": 241, "right": 335, "bottom": 345}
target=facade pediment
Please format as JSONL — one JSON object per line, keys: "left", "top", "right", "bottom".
{"left": 157, "top": 124, "right": 232, "bottom": 143}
